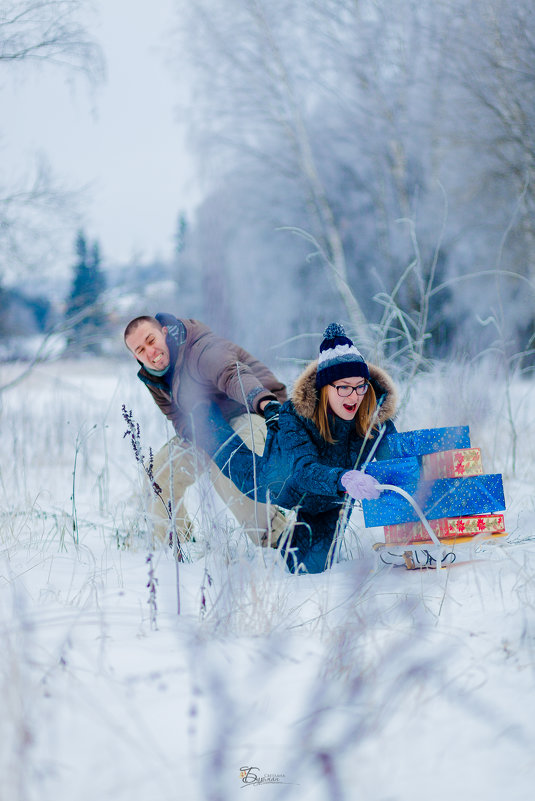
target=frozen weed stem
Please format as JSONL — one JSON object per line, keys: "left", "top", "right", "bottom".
{"left": 122, "top": 405, "right": 183, "bottom": 554}
{"left": 146, "top": 552, "right": 158, "bottom": 630}
{"left": 122, "top": 404, "right": 183, "bottom": 615}
{"left": 71, "top": 423, "right": 97, "bottom": 546}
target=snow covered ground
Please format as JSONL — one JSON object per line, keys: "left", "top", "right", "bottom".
{"left": 1, "top": 357, "right": 534, "bottom": 801}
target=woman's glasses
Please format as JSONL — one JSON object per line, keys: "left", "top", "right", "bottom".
{"left": 331, "top": 382, "right": 369, "bottom": 397}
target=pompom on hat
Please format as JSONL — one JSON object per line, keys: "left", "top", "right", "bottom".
{"left": 316, "top": 323, "right": 370, "bottom": 389}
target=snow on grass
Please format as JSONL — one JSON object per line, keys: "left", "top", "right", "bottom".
{"left": 1, "top": 357, "right": 534, "bottom": 801}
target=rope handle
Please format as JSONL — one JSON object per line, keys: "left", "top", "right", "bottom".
{"left": 375, "top": 483, "right": 444, "bottom": 561}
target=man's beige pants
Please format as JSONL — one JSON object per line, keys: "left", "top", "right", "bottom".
{"left": 147, "top": 413, "right": 287, "bottom": 547}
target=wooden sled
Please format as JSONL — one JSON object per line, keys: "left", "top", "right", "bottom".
{"left": 373, "top": 530, "right": 508, "bottom": 569}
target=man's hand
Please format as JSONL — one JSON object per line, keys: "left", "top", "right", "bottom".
{"left": 262, "top": 400, "right": 282, "bottom": 432}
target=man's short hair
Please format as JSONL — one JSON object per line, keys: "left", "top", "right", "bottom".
{"left": 123, "top": 315, "right": 163, "bottom": 343}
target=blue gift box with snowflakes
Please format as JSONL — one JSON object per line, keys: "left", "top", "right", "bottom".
{"left": 362, "top": 473, "right": 505, "bottom": 528}
{"left": 386, "top": 426, "right": 471, "bottom": 458}
{"left": 365, "top": 456, "right": 420, "bottom": 489}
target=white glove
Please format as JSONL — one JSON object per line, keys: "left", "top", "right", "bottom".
{"left": 340, "top": 470, "right": 382, "bottom": 500}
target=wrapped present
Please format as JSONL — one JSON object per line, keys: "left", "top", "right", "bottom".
{"left": 364, "top": 457, "right": 420, "bottom": 489}
{"left": 384, "top": 513, "right": 506, "bottom": 544}
{"left": 421, "top": 448, "right": 483, "bottom": 480}
{"left": 362, "top": 473, "right": 505, "bottom": 528}
{"left": 386, "top": 426, "right": 470, "bottom": 458}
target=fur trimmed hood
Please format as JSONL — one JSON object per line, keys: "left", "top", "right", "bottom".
{"left": 291, "top": 359, "right": 397, "bottom": 422}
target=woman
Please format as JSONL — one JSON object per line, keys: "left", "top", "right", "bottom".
{"left": 261, "top": 323, "right": 398, "bottom": 572}
{"left": 188, "top": 324, "right": 398, "bottom": 573}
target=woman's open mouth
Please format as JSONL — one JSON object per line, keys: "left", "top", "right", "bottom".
{"left": 343, "top": 402, "right": 357, "bottom": 413}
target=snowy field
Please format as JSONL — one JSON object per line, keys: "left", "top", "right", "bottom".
{"left": 1, "top": 357, "right": 535, "bottom": 801}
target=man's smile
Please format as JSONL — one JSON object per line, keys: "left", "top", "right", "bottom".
{"left": 125, "top": 321, "right": 171, "bottom": 371}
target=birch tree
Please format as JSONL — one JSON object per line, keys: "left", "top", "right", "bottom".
{"left": 174, "top": 0, "right": 373, "bottom": 342}
{"left": 440, "top": 0, "right": 535, "bottom": 355}
{"left": 172, "top": 0, "right": 534, "bottom": 361}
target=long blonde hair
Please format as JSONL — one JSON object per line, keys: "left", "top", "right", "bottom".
{"left": 312, "top": 382, "right": 378, "bottom": 444}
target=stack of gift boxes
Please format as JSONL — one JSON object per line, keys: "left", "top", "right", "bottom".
{"left": 362, "top": 426, "right": 507, "bottom": 545}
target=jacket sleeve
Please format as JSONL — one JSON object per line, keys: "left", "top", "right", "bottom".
{"left": 235, "top": 347, "right": 288, "bottom": 404}
{"left": 192, "top": 333, "right": 286, "bottom": 413}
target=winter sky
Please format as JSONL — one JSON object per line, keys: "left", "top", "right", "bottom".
{"left": 3, "top": 0, "right": 196, "bottom": 274}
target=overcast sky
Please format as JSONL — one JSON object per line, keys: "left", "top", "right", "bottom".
{"left": 2, "top": 0, "right": 197, "bottom": 275}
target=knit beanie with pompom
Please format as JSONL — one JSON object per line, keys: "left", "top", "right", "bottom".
{"left": 315, "top": 323, "right": 370, "bottom": 389}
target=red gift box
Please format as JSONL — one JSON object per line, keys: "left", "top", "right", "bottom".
{"left": 384, "top": 513, "right": 505, "bottom": 544}
{"left": 421, "top": 448, "right": 483, "bottom": 480}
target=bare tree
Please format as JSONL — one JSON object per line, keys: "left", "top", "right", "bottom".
{"left": 172, "top": 0, "right": 535, "bottom": 362}
{"left": 0, "top": 0, "right": 101, "bottom": 71}
{"left": 444, "top": 0, "right": 535, "bottom": 240}
{"left": 174, "top": 0, "right": 372, "bottom": 341}
{"left": 435, "top": 0, "right": 535, "bottom": 357}
{"left": 0, "top": 0, "right": 104, "bottom": 290}
{"left": 171, "top": 1, "right": 462, "bottom": 352}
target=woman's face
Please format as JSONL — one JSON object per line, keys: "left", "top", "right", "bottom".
{"left": 326, "top": 376, "right": 368, "bottom": 420}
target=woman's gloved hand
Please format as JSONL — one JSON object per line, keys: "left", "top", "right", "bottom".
{"left": 340, "top": 470, "right": 382, "bottom": 500}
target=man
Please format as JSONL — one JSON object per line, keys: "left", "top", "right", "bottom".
{"left": 124, "top": 313, "right": 288, "bottom": 546}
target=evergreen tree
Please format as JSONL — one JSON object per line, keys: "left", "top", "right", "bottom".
{"left": 174, "top": 212, "right": 187, "bottom": 258}
{"left": 65, "top": 230, "right": 107, "bottom": 353}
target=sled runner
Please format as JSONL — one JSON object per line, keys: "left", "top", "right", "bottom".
{"left": 372, "top": 530, "right": 508, "bottom": 570}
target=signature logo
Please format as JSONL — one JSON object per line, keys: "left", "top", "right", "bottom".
{"left": 240, "top": 767, "right": 261, "bottom": 784}
{"left": 239, "top": 766, "right": 292, "bottom": 787}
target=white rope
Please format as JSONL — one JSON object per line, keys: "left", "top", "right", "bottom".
{"left": 376, "top": 482, "right": 444, "bottom": 569}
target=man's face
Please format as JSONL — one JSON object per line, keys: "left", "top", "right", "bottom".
{"left": 125, "top": 321, "right": 170, "bottom": 371}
